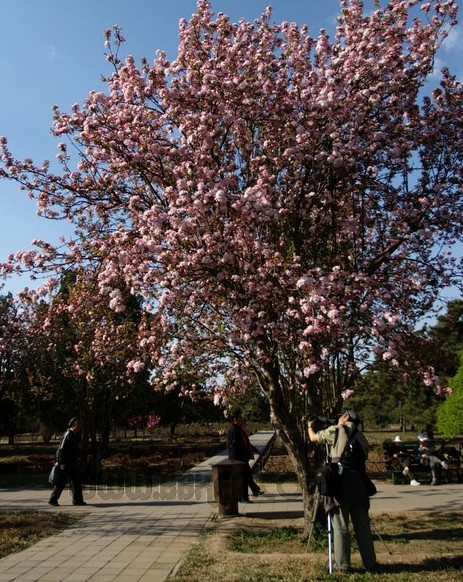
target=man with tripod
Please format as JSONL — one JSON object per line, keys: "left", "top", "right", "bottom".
{"left": 308, "top": 410, "right": 377, "bottom": 573}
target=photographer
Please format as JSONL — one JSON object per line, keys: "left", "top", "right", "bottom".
{"left": 308, "top": 410, "right": 377, "bottom": 573}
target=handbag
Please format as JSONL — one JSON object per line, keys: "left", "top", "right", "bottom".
{"left": 361, "top": 472, "right": 377, "bottom": 497}
{"left": 48, "top": 464, "right": 60, "bottom": 485}
{"left": 315, "top": 462, "right": 341, "bottom": 497}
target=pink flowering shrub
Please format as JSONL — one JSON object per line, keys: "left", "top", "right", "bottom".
{"left": 127, "top": 413, "right": 161, "bottom": 433}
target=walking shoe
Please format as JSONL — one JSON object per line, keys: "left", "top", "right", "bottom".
{"left": 332, "top": 562, "right": 350, "bottom": 573}
{"left": 48, "top": 500, "right": 59, "bottom": 506}
{"left": 73, "top": 501, "right": 87, "bottom": 506}
{"left": 402, "top": 467, "right": 410, "bottom": 476}
{"left": 431, "top": 478, "right": 438, "bottom": 486}
{"left": 410, "top": 479, "right": 420, "bottom": 486}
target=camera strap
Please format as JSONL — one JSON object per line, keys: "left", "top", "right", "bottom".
{"left": 324, "top": 442, "right": 331, "bottom": 464}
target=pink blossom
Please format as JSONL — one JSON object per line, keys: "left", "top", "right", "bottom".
{"left": 341, "top": 389, "right": 355, "bottom": 401}
{"left": 303, "top": 364, "right": 320, "bottom": 377}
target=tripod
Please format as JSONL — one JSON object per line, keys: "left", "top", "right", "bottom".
{"left": 307, "top": 443, "right": 335, "bottom": 572}
{"left": 306, "top": 488, "right": 334, "bottom": 573}
{"left": 371, "top": 517, "right": 393, "bottom": 555}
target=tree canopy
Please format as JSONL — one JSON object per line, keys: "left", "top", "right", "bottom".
{"left": 437, "top": 354, "right": 463, "bottom": 438}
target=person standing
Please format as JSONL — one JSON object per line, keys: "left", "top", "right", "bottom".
{"left": 227, "top": 410, "right": 263, "bottom": 502}
{"left": 308, "top": 410, "right": 377, "bottom": 573}
{"left": 49, "top": 417, "right": 87, "bottom": 506}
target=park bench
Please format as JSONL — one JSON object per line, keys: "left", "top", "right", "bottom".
{"left": 383, "top": 438, "right": 463, "bottom": 484}
{"left": 439, "top": 439, "right": 463, "bottom": 482}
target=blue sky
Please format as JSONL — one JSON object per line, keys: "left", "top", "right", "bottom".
{"left": 1, "top": 0, "right": 462, "bottom": 294}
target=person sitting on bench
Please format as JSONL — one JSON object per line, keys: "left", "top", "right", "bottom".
{"left": 389, "top": 435, "right": 420, "bottom": 486}
{"left": 418, "top": 433, "right": 449, "bottom": 486}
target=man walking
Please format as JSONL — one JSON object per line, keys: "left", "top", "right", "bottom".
{"left": 49, "top": 417, "right": 87, "bottom": 506}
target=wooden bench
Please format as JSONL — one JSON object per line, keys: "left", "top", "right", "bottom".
{"left": 383, "top": 439, "right": 463, "bottom": 484}
{"left": 439, "top": 440, "right": 463, "bottom": 482}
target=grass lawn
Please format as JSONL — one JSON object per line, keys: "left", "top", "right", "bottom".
{"left": 171, "top": 511, "right": 463, "bottom": 581}
{"left": 0, "top": 511, "right": 85, "bottom": 559}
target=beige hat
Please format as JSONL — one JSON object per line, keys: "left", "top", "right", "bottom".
{"left": 393, "top": 435, "right": 403, "bottom": 443}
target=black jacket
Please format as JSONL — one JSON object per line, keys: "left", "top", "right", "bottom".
{"left": 56, "top": 429, "right": 81, "bottom": 469}
{"left": 227, "top": 424, "right": 252, "bottom": 462}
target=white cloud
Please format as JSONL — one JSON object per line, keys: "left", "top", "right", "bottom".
{"left": 433, "top": 24, "right": 463, "bottom": 83}
{"left": 431, "top": 56, "right": 446, "bottom": 80}
{"left": 442, "top": 24, "right": 463, "bottom": 54}
{"left": 430, "top": 55, "right": 463, "bottom": 84}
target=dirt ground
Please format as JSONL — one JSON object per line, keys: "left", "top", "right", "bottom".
{"left": 171, "top": 510, "right": 463, "bottom": 581}
{"left": 172, "top": 437, "right": 463, "bottom": 581}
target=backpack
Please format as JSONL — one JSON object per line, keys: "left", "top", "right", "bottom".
{"left": 340, "top": 427, "right": 377, "bottom": 496}
{"left": 341, "top": 430, "right": 366, "bottom": 470}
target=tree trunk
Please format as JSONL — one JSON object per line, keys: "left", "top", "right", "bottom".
{"left": 170, "top": 420, "right": 177, "bottom": 438}
{"left": 100, "top": 421, "right": 111, "bottom": 459}
{"left": 261, "top": 362, "right": 317, "bottom": 537}
{"left": 273, "top": 417, "right": 314, "bottom": 537}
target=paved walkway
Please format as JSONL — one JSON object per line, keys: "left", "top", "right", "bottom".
{"left": 1, "top": 432, "right": 463, "bottom": 581}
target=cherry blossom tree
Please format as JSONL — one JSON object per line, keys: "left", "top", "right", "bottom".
{"left": 2, "top": 0, "right": 463, "bottom": 529}
{"left": 31, "top": 275, "right": 150, "bottom": 462}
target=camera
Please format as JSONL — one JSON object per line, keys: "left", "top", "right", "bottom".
{"left": 309, "top": 414, "right": 336, "bottom": 433}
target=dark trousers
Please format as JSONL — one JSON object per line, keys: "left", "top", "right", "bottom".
{"left": 242, "top": 463, "right": 260, "bottom": 500}
{"left": 421, "top": 455, "right": 443, "bottom": 480}
{"left": 49, "top": 466, "right": 84, "bottom": 504}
